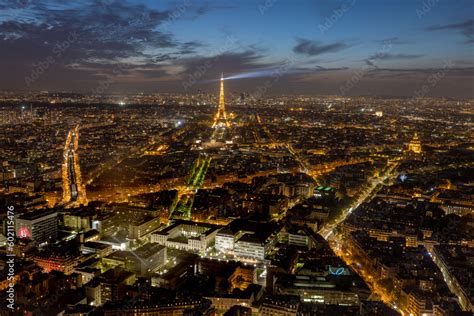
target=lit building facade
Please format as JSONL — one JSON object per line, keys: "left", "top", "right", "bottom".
{"left": 151, "top": 220, "right": 219, "bottom": 253}
{"left": 32, "top": 252, "right": 83, "bottom": 275}
{"left": 408, "top": 133, "right": 422, "bottom": 154}
{"left": 215, "top": 220, "right": 279, "bottom": 260}
{"left": 15, "top": 209, "right": 58, "bottom": 243}
{"left": 128, "top": 216, "right": 161, "bottom": 240}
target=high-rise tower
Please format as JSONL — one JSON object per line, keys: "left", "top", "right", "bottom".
{"left": 212, "top": 73, "right": 230, "bottom": 128}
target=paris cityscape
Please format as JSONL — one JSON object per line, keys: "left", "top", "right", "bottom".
{"left": 0, "top": 1, "right": 473, "bottom": 315}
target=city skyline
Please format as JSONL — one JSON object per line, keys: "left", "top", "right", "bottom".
{"left": 0, "top": 0, "right": 473, "bottom": 97}
{"left": 0, "top": 1, "right": 473, "bottom": 315}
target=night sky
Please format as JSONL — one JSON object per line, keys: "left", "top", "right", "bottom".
{"left": 0, "top": 0, "right": 473, "bottom": 97}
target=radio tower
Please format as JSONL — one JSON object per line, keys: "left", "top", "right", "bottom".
{"left": 212, "top": 73, "right": 230, "bottom": 128}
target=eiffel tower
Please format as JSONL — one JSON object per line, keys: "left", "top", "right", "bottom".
{"left": 212, "top": 73, "right": 230, "bottom": 128}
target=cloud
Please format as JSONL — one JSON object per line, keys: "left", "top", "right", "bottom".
{"left": 0, "top": 1, "right": 177, "bottom": 60}
{"left": 368, "top": 53, "right": 423, "bottom": 60}
{"left": 190, "top": 2, "right": 237, "bottom": 19}
{"left": 364, "top": 66, "right": 474, "bottom": 81}
{"left": 373, "top": 37, "right": 410, "bottom": 45}
{"left": 177, "top": 49, "right": 281, "bottom": 80}
{"left": 0, "top": 1, "right": 246, "bottom": 92}
{"left": 293, "top": 38, "right": 348, "bottom": 56}
{"left": 365, "top": 59, "right": 376, "bottom": 67}
{"left": 364, "top": 53, "right": 423, "bottom": 67}
{"left": 0, "top": 0, "right": 213, "bottom": 90}
{"left": 178, "top": 41, "right": 205, "bottom": 55}
{"left": 426, "top": 19, "right": 474, "bottom": 44}
{"left": 314, "top": 65, "right": 349, "bottom": 71}
{"left": 0, "top": 1, "right": 471, "bottom": 98}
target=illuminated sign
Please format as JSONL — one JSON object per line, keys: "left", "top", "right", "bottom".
{"left": 18, "top": 226, "right": 31, "bottom": 239}
{"left": 328, "top": 266, "right": 345, "bottom": 275}
{"left": 399, "top": 173, "right": 407, "bottom": 182}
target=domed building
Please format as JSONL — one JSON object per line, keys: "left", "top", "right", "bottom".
{"left": 408, "top": 132, "right": 422, "bottom": 154}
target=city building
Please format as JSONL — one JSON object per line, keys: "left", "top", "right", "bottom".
{"left": 407, "top": 133, "right": 422, "bottom": 154}
{"left": 32, "top": 250, "right": 85, "bottom": 274}
{"left": 86, "top": 267, "right": 136, "bottom": 305}
{"left": 273, "top": 274, "right": 365, "bottom": 306}
{"left": 80, "top": 241, "right": 113, "bottom": 257}
{"left": 259, "top": 295, "right": 300, "bottom": 316}
{"left": 102, "top": 243, "right": 166, "bottom": 276}
{"left": 151, "top": 220, "right": 219, "bottom": 253}
{"left": 15, "top": 209, "right": 58, "bottom": 243}
{"left": 128, "top": 216, "right": 161, "bottom": 240}
{"left": 216, "top": 219, "right": 280, "bottom": 260}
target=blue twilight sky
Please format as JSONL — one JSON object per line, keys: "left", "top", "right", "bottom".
{"left": 0, "top": 0, "right": 473, "bottom": 97}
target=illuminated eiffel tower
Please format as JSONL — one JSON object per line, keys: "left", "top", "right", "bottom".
{"left": 212, "top": 73, "right": 230, "bottom": 128}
